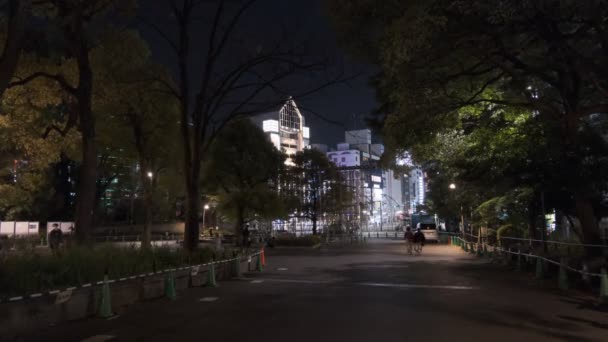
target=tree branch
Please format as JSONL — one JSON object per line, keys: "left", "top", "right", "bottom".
{"left": 9, "top": 71, "right": 77, "bottom": 94}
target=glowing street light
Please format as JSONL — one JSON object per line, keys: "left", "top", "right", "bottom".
{"left": 448, "top": 183, "right": 464, "bottom": 238}
{"left": 203, "top": 204, "right": 210, "bottom": 231}
{"left": 147, "top": 171, "right": 153, "bottom": 179}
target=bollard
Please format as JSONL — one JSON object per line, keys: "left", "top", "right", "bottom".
{"left": 535, "top": 257, "right": 543, "bottom": 279}
{"left": 208, "top": 264, "right": 218, "bottom": 287}
{"left": 502, "top": 248, "right": 510, "bottom": 266}
{"left": 165, "top": 272, "right": 177, "bottom": 300}
{"left": 261, "top": 249, "right": 266, "bottom": 266}
{"left": 477, "top": 244, "right": 483, "bottom": 257}
{"left": 98, "top": 274, "right": 113, "bottom": 318}
{"left": 234, "top": 257, "right": 241, "bottom": 278}
{"left": 516, "top": 250, "right": 522, "bottom": 271}
{"left": 256, "top": 253, "right": 263, "bottom": 272}
{"left": 600, "top": 268, "right": 608, "bottom": 304}
{"left": 558, "top": 258, "right": 568, "bottom": 290}
{"left": 464, "top": 242, "right": 469, "bottom": 252}
{"left": 582, "top": 263, "right": 591, "bottom": 286}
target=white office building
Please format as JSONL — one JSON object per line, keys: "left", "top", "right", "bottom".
{"left": 252, "top": 98, "right": 310, "bottom": 164}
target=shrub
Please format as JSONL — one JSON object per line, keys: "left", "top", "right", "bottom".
{"left": 0, "top": 245, "right": 215, "bottom": 298}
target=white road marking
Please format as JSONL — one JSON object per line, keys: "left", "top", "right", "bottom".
{"left": 358, "top": 282, "right": 476, "bottom": 290}
{"left": 81, "top": 335, "right": 115, "bottom": 342}
{"left": 199, "top": 297, "right": 219, "bottom": 302}
{"left": 277, "top": 267, "right": 288, "bottom": 271}
{"left": 250, "top": 280, "right": 264, "bottom": 284}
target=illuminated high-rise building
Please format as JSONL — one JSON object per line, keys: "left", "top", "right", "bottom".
{"left": 252, "top": 97, "right": 310, "bottom": 164}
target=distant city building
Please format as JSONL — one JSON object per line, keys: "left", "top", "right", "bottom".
{"left": 324, "top": 129, "right": 405, "bottom": 230}
{"left": 310, "top": 144, "right": 329, "bottom": 153}
{"left": 403, "top": 168, "right": 425, "bottom": 214}
{"left": 252, "top": 97, "right": 310, "bottom": 164}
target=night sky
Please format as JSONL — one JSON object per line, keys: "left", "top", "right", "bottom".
{"left": 138, "top": 0, "right": 378, "bottom": 148}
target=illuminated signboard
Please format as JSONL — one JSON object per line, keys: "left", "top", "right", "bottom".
{"left": 263, "top": 120, "right": 279, "bottom": 133}
{"left": 371, "top": 175, "right": 382, "bottom": 183}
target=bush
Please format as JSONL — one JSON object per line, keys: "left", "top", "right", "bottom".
{"left": 0, "top": 245, "right": 216, "bottom": 298}
{"left": 497, "top": 224, "right": 524, "bottom": 240}
{"left": 275, "top": 235, "right": 322, "bottom": 247}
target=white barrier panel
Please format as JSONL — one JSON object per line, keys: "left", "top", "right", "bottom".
{"left": 15, "top": 222, "right": 38, "bottom": 235}
{"left": 48, "top": 222, "right": 74, "bottom": 235}
{"left": 28, "top": 222, "right": 39, "bottom": 234}
{"left": 60, "top": 222, "right": 75, "bottom": 234}
{"left": 0, "top": 221, "right": 15, "bottom": 236}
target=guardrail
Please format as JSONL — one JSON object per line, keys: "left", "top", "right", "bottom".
{"left": 449, "top": 236, "right": 608, "bottom": 302}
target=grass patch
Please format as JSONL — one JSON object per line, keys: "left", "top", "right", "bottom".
{"left": 0, "top": 245, "right": 218, "bottom": 298}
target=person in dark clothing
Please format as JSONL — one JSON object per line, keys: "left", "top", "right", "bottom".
{"left": 413, "top": 228, "right": 426, "bottom": 255}
{"left": 49, "top": 224, "right": 63, "bottom": 251}
{"left": 404, "top": 226, "right": 414, "bottom": 255}
{"left": 242, "top": 224, "right": 251, "bottom": 248}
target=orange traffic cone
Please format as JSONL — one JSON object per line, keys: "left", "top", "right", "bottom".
{"left": 261, "top": 249, "right": 266, "bottom": 266}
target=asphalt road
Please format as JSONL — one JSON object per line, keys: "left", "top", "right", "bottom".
{"left": 18, "top": 240, "right": 608, "bottom": 342}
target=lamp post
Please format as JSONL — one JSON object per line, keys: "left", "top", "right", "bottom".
{"left": 449, "top": 183, "right": 464, "bottom": 240}
{"left": 203, "top": 204, "right": 210, "bottom": 232}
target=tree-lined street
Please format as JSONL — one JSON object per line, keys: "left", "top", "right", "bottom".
{"left": 19, "top": 241, "right": 608, "bottom": 342}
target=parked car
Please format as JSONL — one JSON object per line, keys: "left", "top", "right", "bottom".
{"left": 417, "top": 223, "right": 439, "bottom": 242}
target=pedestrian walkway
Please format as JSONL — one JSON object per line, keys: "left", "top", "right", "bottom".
{"left": 19, "top": 240, "right": 608, "bottom": 342}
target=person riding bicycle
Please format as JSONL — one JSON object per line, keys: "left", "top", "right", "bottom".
{"left": 404, "top": 226, "right": 415, "bottom": 255}
{"left": 413, "top": 228, "right": 426, "bottom": 255}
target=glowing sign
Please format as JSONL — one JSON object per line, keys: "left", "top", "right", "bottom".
{"left": 263, "top": 120, "right": 279, "bottom": 133}
{"left": 371, "top": 175, "right": 382, "bottom": 183}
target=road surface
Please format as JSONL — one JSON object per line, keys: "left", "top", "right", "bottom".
{"left": 18, "top": 240, "right": 608, "bottom": 341}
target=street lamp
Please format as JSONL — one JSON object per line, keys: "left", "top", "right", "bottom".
{"left": 147, "top": 171, "right": 153, "bottom": 179}
{"left": 203, "top": 204, "right": 210, "bottom": 232}
{"left": 449, "top": 183, "right": 464, "bottom": 239}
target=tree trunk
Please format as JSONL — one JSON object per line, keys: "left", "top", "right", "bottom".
{"left": 564, "top": 111, "right": 600, "bottom": 256}
{"left": 69, "top": 6, "right": 97, "bottom": 245}
{"left": 183, "top": 168, "right": 201, "bottom": 251}
{"left": 574, "top": 192, "right": 601, "bottom": 257}
{"left": 74, "top": 130, "right": 96, "bottom": 244}
{"left": 235, "top": 205, "right": 245, "bottom": 247}
{"left": 312, "top": 215, "right": 317, "bottom": 235}
{"left": 138, "top": 163, "right": 152, "bottom": 250}
{"left": 0, "top": 0, "right": 28, "bottom": 99}
{"left": 142, "top": 185, "right": 152, "bottom": 249}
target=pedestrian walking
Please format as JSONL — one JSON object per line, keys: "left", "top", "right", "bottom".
{"left": 413, "top": 228, "right": 426, "bottom": 255}
{"left": 242, "top": 224, "right": 251, "bottom": 248}
{"left": 404, "top": 226, "right": 414, "bottom": 255}
{"left": 49, "top": 223, "right": 63, "bottom": 251}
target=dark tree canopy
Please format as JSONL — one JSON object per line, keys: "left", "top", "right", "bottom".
{"left": 330, "top": 0, "right": 608, "bottom": 249}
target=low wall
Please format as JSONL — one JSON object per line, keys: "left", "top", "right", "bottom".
{"left": 0, "top": 256, "right": 255, "bottom": 339}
